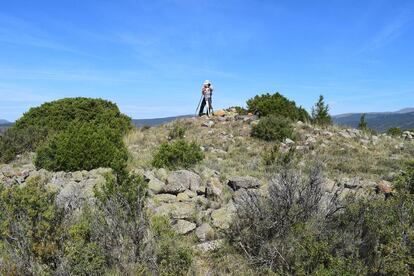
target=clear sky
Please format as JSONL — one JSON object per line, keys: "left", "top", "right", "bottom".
{"left": 1, "top": 0, "right": 413, "bottom": 121}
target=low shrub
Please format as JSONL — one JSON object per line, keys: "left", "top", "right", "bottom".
{"left": 386, "top": 127, "right": 403, "bottom": 136}
{"left": 168, "top": 122, "right": 187, "bottom": 140}
{"left": 150, "top": 216, "right": 193, "bottom": 276}
{"left": 35, "top": 121, "right": 128, "bottom": 172}
{"left": 251, "top": 115, "right": 293, "bottom": 142}
{"left": 229, "top": 163, "right": 414, "bottom": 274}
{"left": 247, "top": 92, "right": 310, "bottom": 121}
{"left": 152, "top": 139, "right": 204, "bottom": 169}
{"left": 0, "top": 97, "right": 131, "bottom": 163}
{"left": 0, "top": 178, "right": 65, "bottom": 275}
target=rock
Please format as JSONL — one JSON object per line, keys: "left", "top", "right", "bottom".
{"left": 193, "top": 239, "right": 224, "bottom": 252}
{"left": 195, "top": 223, "right": 215, "bottom": 242}
{"left": 148, "top": 178, "right": 165, "bottom": 194}
{"left": 376, "top": 180, "right": 392, "bottom": 196}
{"left": 342, "top": 178, "right": 361, "bottom": 189}
{"left": 155, "top": 168, "right": 169, "bottom": 182}
{"left": 211, "top": 203, "right": 236, "bottom": 230}
{"left": 285, "top": 138, "right": 295, "bottom": 145}
{"left": 227, "top": 176, "right": 260, "bottom": 191}
{"left": 233, "top": 188, "right": 261, "bottom": 204}
{"left": 164, "top": 170, "right": 203, "bottom": 194}
{"left": 323, "top": 179, "right": 336, "bottom": 193}
{"left": 154, "top": 194, "right": 177, "bottom": 203}
{"left": 173, "top": 220, "right": 196, "bottom": 234}
{"left": 339, "top": 130, "right": 352, "bottom": 139}
{"left": 155, "top": 202, "right": 197, "bottom": 220}
{"left": 202, "top": 120, "right": 215, "bottom": 128}
{"left": 214, "top": 110, "right": 226, "bottom": 117}
{"left": 177, "top": 192, "right": 190, "bottom": 202}
{"left": 207, "top": 177, "right": 224, "bottom": 197}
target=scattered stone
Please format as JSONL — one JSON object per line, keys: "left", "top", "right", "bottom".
{"left": 173, "top": 220, "right": 197, "bottom": 234}
{"left": 202, "top": 120, "right": 215, "bottom": 128}
{"left": 207, "top": 177, "right": 224, "bottom": 197}
{"left": 177, "top": 192, "right": 190, "bottom": 202}
{"left": 195, "top": 223, "right": 215, "bottom": 242}
{"left": 154, "top": 194, "right": 177, "bottom": 203}
{"left": 211, "top": 203, "right": 236, "bottom": 230}
{"left": 155, "top": 202, "right": 197, "bottom": 220}
{"left": 376, "top": 180, "right": 393, "bottom": 198}
{"left": 214, "top": 110, "right": 226, "bottom": 117}
{"left": 148, "top": 178, "right": 165, "bottom": 194}
{"left": 227, "top": 176, "right": 260, "bottom": 191}
{"left": 285, "top": 138, "right": 295, "bottom": 145}
{"left": 193, "top": 239, "right": 224, "bottom": 252}
{"left": 164, "top": 170, "right": 202, "bottom": 194}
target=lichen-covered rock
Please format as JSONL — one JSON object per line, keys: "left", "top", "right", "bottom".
{"left": 153, "top": 194, "right": 177, "bottom": 204}
{"left": 164, "top": 170, "right": 203, "bottom": 194}
{"left": 195, "top": 223, "right": 215, "bottom": 242}
{"left": 211, "top": 202, "right": 236, "bottom": 230}
{"left": 148, "top": 178, "right": 165, "bottom": 194}
{"left": 193, "top": 239, "right": 224, "bottom": 252}
{"left": 155, "top": 202, "right": 197, "bottom": 220}
{"left": 173, "top": 219, "right": 196, "bottom": 234}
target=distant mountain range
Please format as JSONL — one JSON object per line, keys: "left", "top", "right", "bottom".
{"left": 0, "top": 119, "right": 10, "bottom": 124}
{"left": 132, "top": 115, "right": 192, "bottom": 127}
{"left": 333, "top": 108, "right": 414, "bottom": 132}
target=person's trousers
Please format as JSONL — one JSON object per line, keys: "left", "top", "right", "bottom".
{"left": 199, "top": 95, "right": 212, "bottom": 116}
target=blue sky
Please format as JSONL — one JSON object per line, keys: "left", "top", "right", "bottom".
{"left": 0, "top": 0, "right": 413, "bottom": 121}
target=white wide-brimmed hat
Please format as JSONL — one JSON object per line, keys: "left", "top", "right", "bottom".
{"left": 203, "top": 80, "right": 211, "bottom": 85}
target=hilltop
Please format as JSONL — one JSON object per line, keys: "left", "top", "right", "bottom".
{"left": 1, "top": 106, "right": 414, "bottom": 274}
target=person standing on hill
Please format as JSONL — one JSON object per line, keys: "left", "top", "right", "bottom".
{"left": 199, "top": 80, "right": 214, "bottom": 116}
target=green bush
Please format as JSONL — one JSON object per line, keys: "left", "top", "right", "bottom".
{"left": 150, "top": 216, "right": 193, "bottom": 276}
{"left": 386, "top": 127, "right": 403, "bottom": 136}
{"left": 229, "top": 163, "right": 414, "bottom": 274}
{"left": 0, "top": 98, "right": 131, "bottom": 163}
{"left": 0, "top": 178, "right": 65, "bottom": 275}
{"left": 35, "top": 121, "right": 128, "bottom": 172}
{"left": 246, "top": 92, "right": 309, "bottom": 121}
{"left": 152, "top": 139, "right": 204, "bottom": 169}
{"left": 251, "top": 115, "right": 293, "bottom": 142}
{"left": 168, "top": 122, "right": 187, "bottom": 140}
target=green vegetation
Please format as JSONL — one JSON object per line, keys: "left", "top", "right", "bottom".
{"left": 0, "top": 172, "right": 193, "bottom": 275}
{"left": 168, "top": 121, "right": 187, "bottom": 140}
{"left": 0, "top": 178, "right": 65, "bottom": 275}
{"left": 251, "top": 115, "right": 293, "bottom": 142}
{"left": 247, "top": 92, "right": 309, "bottom": 121}
{"left": 0, "top": 98, "right": 131, "bottom": 165}
{"left": 311, "top": 95, "right": 332, "bottom": 126}
{"left": 152, "top": 139, "right": 204, "bottom": 169}
{"left": 227, "top": 162, "right": 414, "bottom": 274}
{"left": 387, "top": 127, "right": 403, "bottom": 136}
{"left": 358, "top": 113, "right": 368, "bottom": 130}
{"left": 35, "top": 121, "right": 128, "bottom": 172}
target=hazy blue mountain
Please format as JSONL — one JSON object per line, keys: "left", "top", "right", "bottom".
{"left": 0, "top": 119, "right": 10, "bottom": 124}
{"left": 132, "top": 115, "right": 192, "bottom": 127}
{"left": 333, "top": 108, "right": 414, "bottom": 132}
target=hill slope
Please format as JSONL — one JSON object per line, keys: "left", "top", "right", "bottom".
{"left": 132, "top": 115, "right": 192, "bottom": 127}
{"left": 333, "top": 111, "right": 414, "bottom": 132}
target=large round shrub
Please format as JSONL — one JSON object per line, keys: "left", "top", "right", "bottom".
{"left": 152, "top": 139, "right": 204, "bottom": 169}
{"left": 247, "top": 92, "right": 310, "bottom": 122}
{"left": 251, "top": 115, "right": 293, "bottom": 142}
{"left": 35, "top": 122, "right": 128, "bottom": 172}
{"left": 0, "top": 98, "right": 131, "bottom": 163}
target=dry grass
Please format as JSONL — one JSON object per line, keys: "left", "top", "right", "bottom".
{"left": 124, "top": 117, "right": 414, "bottom": 185}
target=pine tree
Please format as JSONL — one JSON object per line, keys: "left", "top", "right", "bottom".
{"left": 311, "top": 95, "right": 332, "bottom": 126}
{"left": 358, "top": 114, "right": 367, "bottom": 130}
